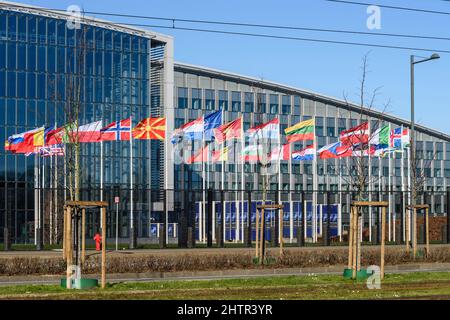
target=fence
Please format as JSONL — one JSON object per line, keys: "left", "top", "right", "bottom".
{"left": 1, "top": 186, "right": 450, "bottom": 249}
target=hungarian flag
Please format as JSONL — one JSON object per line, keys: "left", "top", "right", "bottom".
{"left": 292, "top": 145, "right": 316, "bottom": 161}
{"left": 213, "top": 118, "right": 242, "bottom": 145}
{"left": 247, "top": 118, "right": 279, "bottom": 140}
{"left": 340, "top": 122, "right": 369, "bottom": 145}
{"left": 132, "top": 117, "right": 166, "bottom": 140}
{"left": 186, "top": 145, "right": 209, "bottom": 164}
{"left": 101, "top": 118, "right": 131, "bottom": 141}
{"left": 285, "top": 119, "right": 314, "bottom": 143}
{"left": 212, "top": 147, "right": 229, "bottom": 163}
{"left": 242, "top": 145, "right": 262, "bottom": 162}
{"left": 268, "top": 144, "right": 290, "bottom": 161}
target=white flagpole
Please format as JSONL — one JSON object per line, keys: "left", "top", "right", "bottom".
{"left": 368, "top": 122, "right": 372, "bottom": 242}
{"left": 313, "top": 116, "right": 317, "bottom": 243}
{"left": 130, "top": 116, "right": 134, "bottom": 245}
{"left": 34, "top": 155, "right": 38, "bottom": 245}
{"left": 401, "top": 125, "right": 405, "bottom": 242}
{"left": 201, "top": 120, "right": 205, "bottom": 243}
{"left": 49, "top": 153, "right": 53, "bottom": 245}
{"left": 407, "top": 139, "right": 411, "bottom": 245}
{"left": 388, "top": 124, "right": 392, "bottom": 242}
{"left": 289, "top": 143, "right": 293, "bottom": 243}
{"left": 338, "top": 156, "right": 342, "bottom": 241}
{"left": 241, "top": 118, "right": 245, "bottom": 243}
{"left": 100, "top": 120, "right": 104, "bottom": 231}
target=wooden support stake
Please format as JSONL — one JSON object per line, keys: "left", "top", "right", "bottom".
{"left": 81, "top": 208, "right": 86, "bottom": 264}
{"left": 279, "top": 209, "right": 284, "bottom": 257}
{"left": 381, "top": 206, "right": 386, "bottom": 280}
{"left": 405, "top": 208, "right": 410, "bottom": 254}
{"left": 101, "top": 207, "right": 106, "bottom": 289}
{"left": 348, "top": 206, "right": 354, "bottom": 269}
{"left": 352, "top": 207, "right": 357, "bottom": 279}
{"left": 259, "top": 208, "right": 265, "bottom": 265}
{"left": 357, "top": 213, "right": 362, "bottom": 272}
{"left": 255, "top": 209, "right": 259, "bottom": 259}
{"left": 425, "top": 207, "right": 430, "bottom": 257}
{"left": 413, "top": 208, "right": 417, "bottom": 258}
{"left": 66, "top": 207, "right": 72, "bottom": 289}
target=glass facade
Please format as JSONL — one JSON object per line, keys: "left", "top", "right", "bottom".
{"left": 1, "top": 8, "right": 168, "bottom": 242}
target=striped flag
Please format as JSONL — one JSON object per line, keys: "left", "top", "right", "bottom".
{"left": 242, "top": 145, "right": 262, "bottom": 162}
{"left": 340, "top": 122, "right": 369, "bottom": 145}
{"left": 284, "top": 119, "right": 315, "bottom": 143}
{"left": 212, "top": 146, "right": 229, "bottom": 163}
{"left": 213, "top": 118, "right": 242, "bottom": 144}
{"left": 247, "top": 118, "right": 279, "bottom": 140}
{"left": 292, "top": 145, "right": 316, "bottom": 161}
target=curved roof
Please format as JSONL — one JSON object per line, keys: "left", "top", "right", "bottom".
{"left": 0, "top": 1, "right": 173, "bottom": 44}
{"left": 175, "top": 62, "right": 450, "bottom": 143}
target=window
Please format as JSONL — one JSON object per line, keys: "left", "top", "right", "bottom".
{"left": 218, "top": 90, "right": 228, "bottom": 110}
{"left": 269, "top": 94, "right": 278, "bottom": 114}
{"left": 177, "top": 87, "right": 188, "bottom": 109}
{"left": 282, "top": 95, "right": 291, "bottom": 114}
{"left": 293, "top": 96, "right": 301, "bottom": 115}
{"left": 231, "top": 91, "right": 241, "bottom": 112}
{"left": 244, "top": 92, "right": 254, "bottom": 113}
{"left": 327, "top": 117, "right": 335, "bottom": 137}
{"left": 338, "top": 118, "right": 346, "bottom": 135}
{"left": 205, "top": 89, "right": 215, "bottom": 110}
{"left": 256, "top": 93, "right": 266, "bottom": 113}
{"left": 316, "top": 117, "right": 324, "bottom": 137}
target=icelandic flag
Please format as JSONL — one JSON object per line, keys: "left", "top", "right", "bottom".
{"left": 100, "top": 118, "right": 131, "bottom": 141}
{"left": 391, "top": 127, "right": 410, "bottom": 149}
{"left": 171, "top": 116, "right": 204, "bottom": 144}
{"left": 292, "top": 145, "right": 316, "bottom": 161}
{"left": 204, "top": 110, "right": 222, "bottom": 141}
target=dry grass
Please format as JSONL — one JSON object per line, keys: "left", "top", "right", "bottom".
{"left": 1, "top": 246, "right": 450, "bottom": 276}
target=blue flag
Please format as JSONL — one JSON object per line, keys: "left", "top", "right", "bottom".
{"left": 204, "top": 110, "right": 222, "bottom": 141}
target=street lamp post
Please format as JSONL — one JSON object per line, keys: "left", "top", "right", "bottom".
{"left": 410, "top": 53, "right": 440, "bottom": 206}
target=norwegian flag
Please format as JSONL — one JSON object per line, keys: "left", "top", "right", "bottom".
{"left": 100, "top": 118, "right": 131, "bottom": 141}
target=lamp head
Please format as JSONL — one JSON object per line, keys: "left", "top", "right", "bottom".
{"left": 430, "top": 53, "right": 440, "bottom": 60}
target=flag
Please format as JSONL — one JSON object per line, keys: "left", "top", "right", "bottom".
{"left": 268, "top": 144, "right": 290, "bottom": 161}
{"left": 292, "top": 145, "right": 316, "bottom": 161}
{"left": 101, "top": 118, "right": 131, "bottom": 141}
{"left": 284, "top": 119, "right": 315, "bottom": 143}
{"left": 76, "top": 121, "right": 103, "bottom": 143}
{"left": 7, "top": 127, "right": 46, "bottom": 153}
{"left": 204, "top": 110, "right": 222, "bottom": 141}
{"left": 132, "top": 117, "right": 166, "bottom": 140}
{"left": 391, "top": 127, "right": 410, "bottom": 149}
{"left": 212, "top": 147, "right": 229, "bottom": 163}
{"left": 318, "top": 142, "right": 352, "bottom": 159}
{"left": 340, "top": 122, "right": 369, "bottom": 145}
{"left": 351, "top": 144, "right": 376, "bottom": 157}
{"left": 242, "top": 145, "right": 262, "bottom": 162}
{"left": 171, "top": 117, "right": 203, "bottom": 143}
{"left": 45, "top": 124, "right": 73, "bottom": 145}
{"left": 40, "top": 144, "right": 65, "bottom": 157}
{"left": 213, "top": 118, "right": 242, "bottom": 145}
{"left": 370, "top": 125, "right": 390, "bottom": 147}
{"left": 247, "top": 118, "right": 279, "bottom": 140}
{"left": 4, "top": 140, "right": 11, "bottom": 151}
{"left": 186, "top": 145, "right": 209, "bottom": 164}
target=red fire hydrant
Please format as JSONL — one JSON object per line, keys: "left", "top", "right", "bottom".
{"left": 94, "top": 233, "right": 102, "bottom": 251}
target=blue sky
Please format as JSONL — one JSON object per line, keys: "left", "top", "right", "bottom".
{"left": 18, "top": 0, "right": 450, "bottom": 133}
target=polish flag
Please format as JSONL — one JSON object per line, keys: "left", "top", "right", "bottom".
{"left": 76, "top": 120, "right": 103, "bottom": 143}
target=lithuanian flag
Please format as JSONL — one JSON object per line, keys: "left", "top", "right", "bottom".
{"left": 132, "top": 117, "right": 166, "bottom": 140}
{"left": 284, "top": 119, "right": 315, "bottom": 143}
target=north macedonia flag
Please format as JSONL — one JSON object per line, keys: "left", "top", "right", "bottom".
{"left": 132, "top": 117, "right": 166, "bottom": 140}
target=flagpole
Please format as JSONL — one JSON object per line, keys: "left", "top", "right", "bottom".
{"left": 401, "top": 125, "right": 405, "bottom": 241}
{"left": 368, "top": 121, "right": 372, "bottom": 242}
{"left": 201, "top": 120, "right": 205, "bottom": 243}
{"left": 338, "top": 156, "right": 342, "bottom": 242}
{"left": 130, "top": 116, "right": 135, "bottom": 248}
{"left": 313, "top": 116, "right": 317, "bottom": 243}
{"left": 49, "top": 152, "right": 53, "bottom": 245}
{"left": 34, "top": 154, "right": 38, "bottom": 245}
{"left": 241, "top": 118, "right": 245, "bottom": 243}
{"left": 100, "top": 141, "right": 103, "bottom": 202}
{"left": 289, "top": 143, "right": 293, "bottom": 243}
{"left": 407, "top": 138, "right": 411, "bottom": 246}
{"left": 388, "top": 123, "right": 392, "bottom": 242}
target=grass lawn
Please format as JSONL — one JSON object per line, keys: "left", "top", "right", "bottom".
{"left": 0, "top": 272, "right": 450, "bottom": 300}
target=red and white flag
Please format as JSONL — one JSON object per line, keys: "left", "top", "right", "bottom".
{"left": 100, "top": 118, "right": 131, "bottom": 141}
{"left": 340, "top": 122, "right": 369, "bottom": 145}
{"left": 76, "top": 120, "right": 103, "bottom": 143}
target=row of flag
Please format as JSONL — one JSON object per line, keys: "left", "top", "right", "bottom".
{"left": 4, "top": 117, "right": 167, "bottom": 155}
{"left": 4, "top": 108, "right": 410, "bottom": 162}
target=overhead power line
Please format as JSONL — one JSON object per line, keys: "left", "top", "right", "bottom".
{"left": 325, "top": 0, "right": 450, "bottom": 16}
{"left": 2, "top": 3, "right": 450, "bottom": 54}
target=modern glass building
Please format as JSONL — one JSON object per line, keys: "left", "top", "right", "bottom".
{"left": 1, "top": 2, "right": 449, "bottom": 245}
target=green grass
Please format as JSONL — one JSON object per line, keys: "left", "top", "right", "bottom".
{"left": 1, "top": 272, "right": 450, "bottom": 300}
